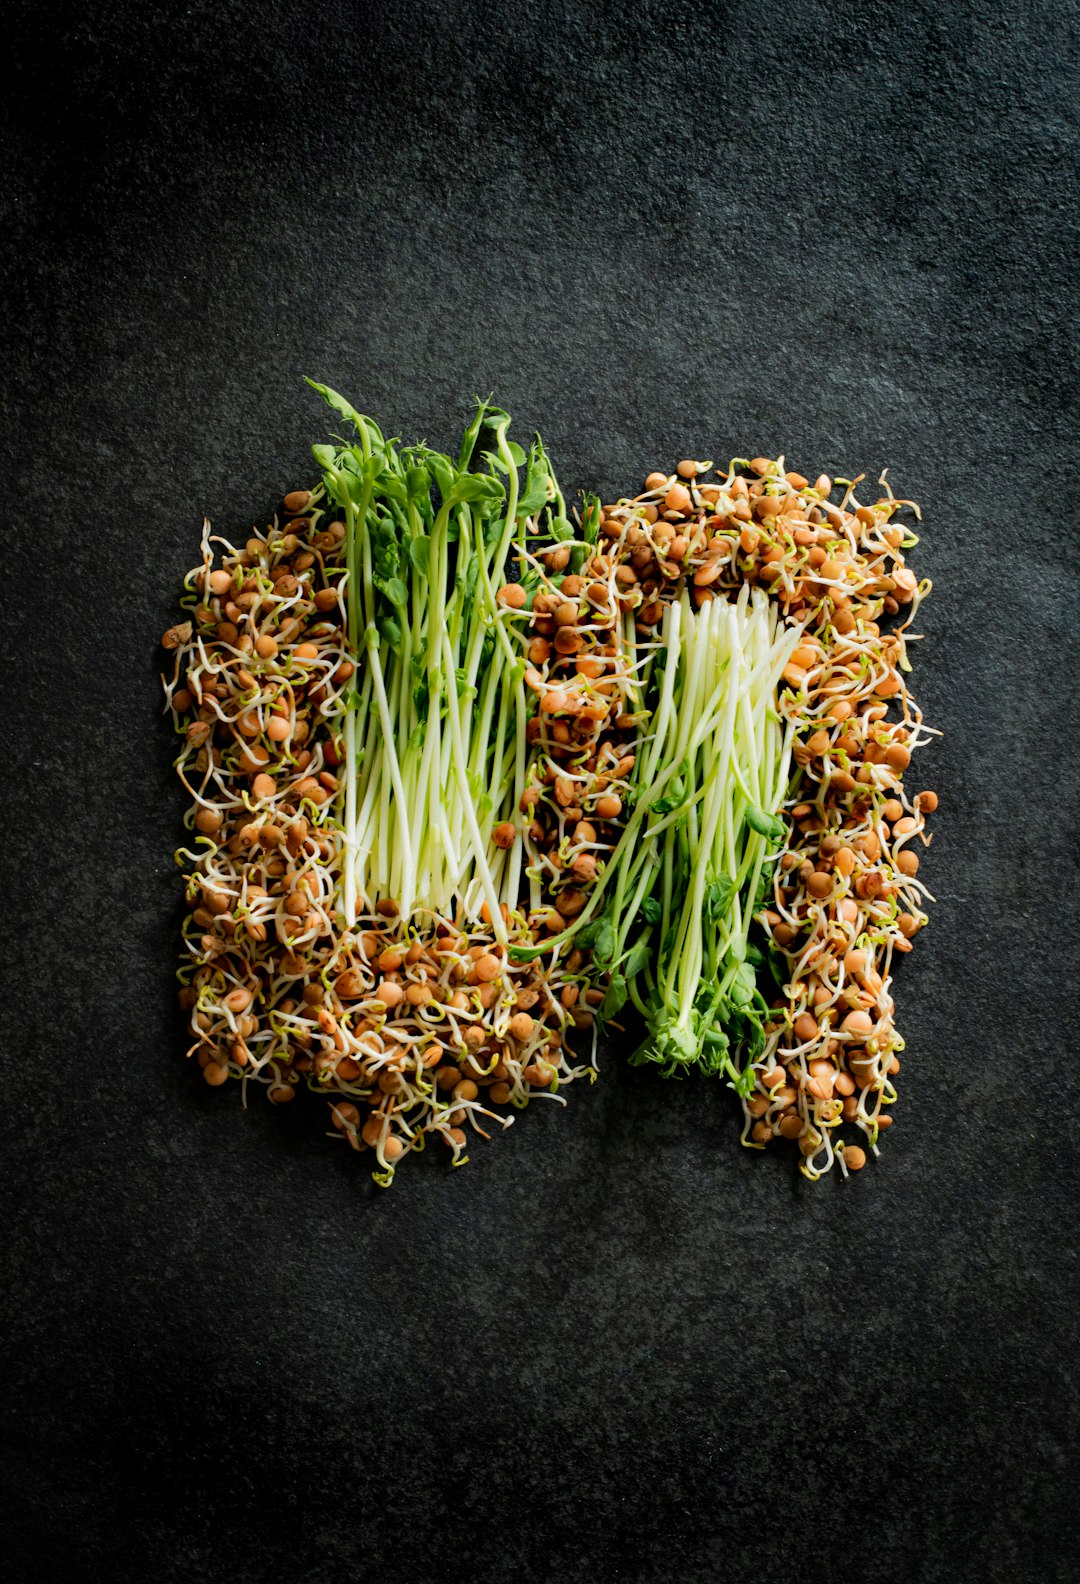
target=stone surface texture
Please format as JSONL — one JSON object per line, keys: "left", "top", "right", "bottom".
{"left": 2, "top": 2, "right": 1078, "bottom": 1581}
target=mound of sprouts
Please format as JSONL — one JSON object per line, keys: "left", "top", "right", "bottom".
{"left": 162, "top": 395, "right": 937, "bottom": 1184}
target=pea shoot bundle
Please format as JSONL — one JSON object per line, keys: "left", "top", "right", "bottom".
{"left": 163, "top": 386, "right": 936, "bottom": 1183}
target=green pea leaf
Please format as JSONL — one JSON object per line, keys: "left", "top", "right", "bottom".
{"left": 457, "top": 400, "right": 491, "bottom": 470}
{"left": 454, "top": 473, "right": 504, "bottom": 504}
{"left": 745, "top": 805, "right": 787, "bottom": 842}
{"left": 305, "top": 379, "right": 367, "bottom": 434}
{"left": 378, "top": 475, "right": 408, "bottom": 505}
{"left": 704, "top": 875, "right": 736, "bottom": 923}
{"left": 342, "top": 468, "right": 370, "bottom": 506}
{"left": 430, "top": 455, "right": 455, "bottom": 502}
{"left": 518, "top": 479, "right": 550, "bottom": 515}
{"left": 730, "top": 961, "right": 757, "bottom": 1007}
{"left": 593, "top": 917, "right": 616, "bottom": 965}
{"left": 517, "top": 440, "right": 551, "bottom": 514}
{"left": 581, "top": 495, "right": 602, "bottom": 543}
{"left": 733, "top": 1060, "right": 757, "bottom": 1098}
{"left": 408, "top": 536, "right": 432, "bottom": 575}
{"left": 601, "top": 972, "right": 628, "bottom": 1020}
{"left": 744, "top": 1018, "right": 766, "bottom": 1061}
{"left": 624, "top": 940, "right": 651, "bottom": 979}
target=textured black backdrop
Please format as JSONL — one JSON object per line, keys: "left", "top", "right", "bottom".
{"left": 2, "top": 2, "right": 1078, "bottom": 1581}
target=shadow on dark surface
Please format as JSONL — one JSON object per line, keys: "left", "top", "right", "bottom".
{"left": 2, "top": 1, "right": 1078, "bottom": 1581}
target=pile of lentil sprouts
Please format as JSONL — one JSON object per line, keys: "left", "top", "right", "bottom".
{"left": 162, "top": 386, "right": 936, "bottom": 1183}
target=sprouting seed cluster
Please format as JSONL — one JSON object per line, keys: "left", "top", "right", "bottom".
{"left": 162, "top": 395, "right": 936, "bottom": 1184}
{"left": 592, "top": 456, "right": 936, "bottom": 1177}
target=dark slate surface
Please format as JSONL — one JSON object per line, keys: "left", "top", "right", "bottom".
{"left": 2, "top": 2, "right": 1078, "bottom": 1580}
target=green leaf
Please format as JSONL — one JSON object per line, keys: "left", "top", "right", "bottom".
{"left": 632, "top": 1010, "right": 700, "bottom": 1072}
{"left": 457, "top": 399, "right": 491, "bottom": 470}
{"left": 730, "top": 961, "right": 757, "bottom": 1007}
{"left": 506, "top": 440, "right": 527, "bottom": 466}
{"left": 704, "top": 875, "right": 736, "bottom": 923}
{"left": 454, "top": 473, "right": 504, "bottom": 504}
{"left": 380, "top": 615, "right": 402, "bottom": 651}
{"left": 653, "top": 777, "right": 685, "bottom": 817}
{"left": 311, "top": 443, "right": 339, "bottom": 472}
{"left": 380, "top": 577, "right": 408, "bottom": 608}
{"left": 372, "top": 538, "right": 402, "bottom": 587}
{"left": 700, "top": 1045, "right": 731, "bottom": 1079}
{"left": 508, "top": 943, "right": 546, "bottom": 963}
{"left": 407, "top": 536, "right": 432, "bottom": 575}
{"left": 744, "top": 1018, "right": 766, "bottom": 1062}
{"left": 430, "top": 455, "right": 455, "bottom": 501}
{"left": 733, "top": 1060, "right": 757, "bottom": 1098}
{"left": 483, "top": 510, "right": 504, "bottom": 552}
{"left": 406, "top": 464, "right": 431, "bottom": 499}
{"left": 378, "top": 475, "right": 408, "bottom": 505}
{"left": 517, "top": 481, "right": 549, "bottom": 515}
{"left": 745, "top": 805, "right": 787, "bottom": 842}
{"left": 305, "top": 379, "right": 367, "bottom": 434}
{"left": 342, "top": 468, "right": 370, "bottom": 506}
{"left": 624, "top": 940, "right": 651, "bottom": 979}
{"left": 581, "top": 495, "right": 602, "bottom": 543}
{"left": 601, "top": 973, "right": 628, "bottom": 1020}
{"left": 640, "top": 897, "right": 661, "bottom": 925}
{"left": 574, "top": 919, "right": 600, "bottom": 950}
{"left": 549, "top": 514, "right": 575, "bottom": 543}
{"left": 517, "top": 441, "right": 550, "bottom": 514}
{"left": 593, "top": 917, "right": 616, "bottom": 965}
